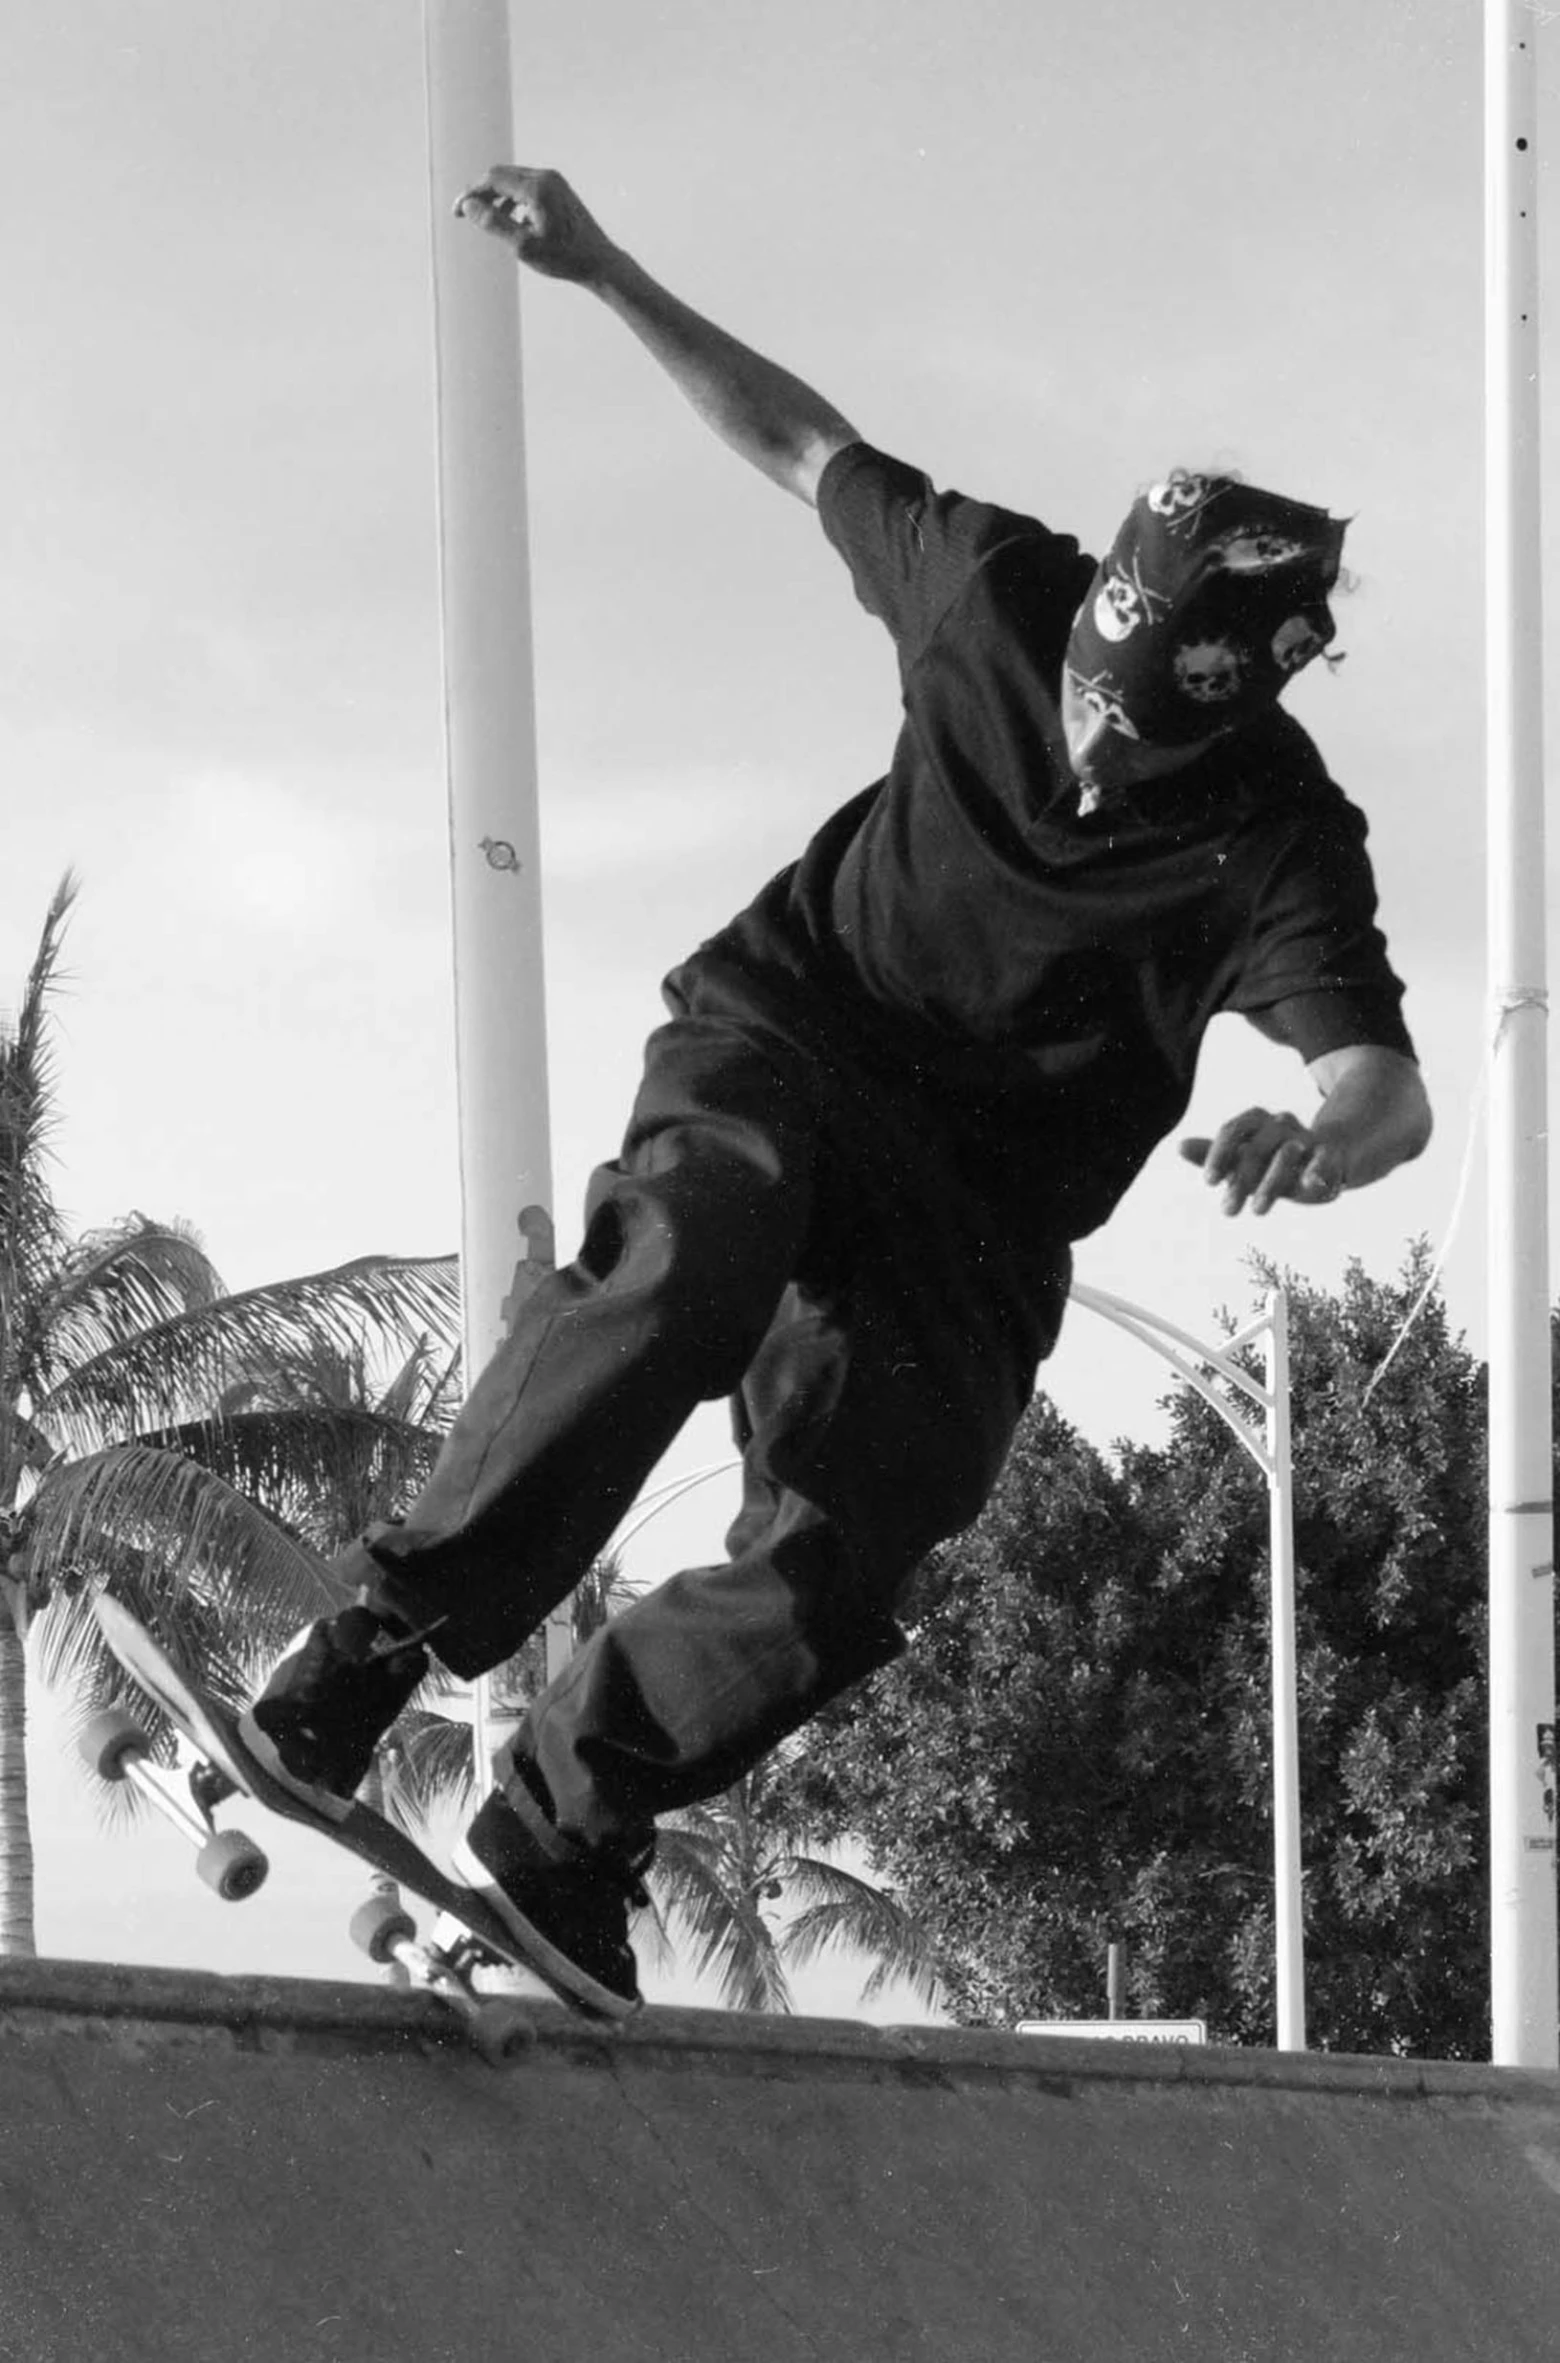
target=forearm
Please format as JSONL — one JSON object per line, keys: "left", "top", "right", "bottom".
{"left": 1308, "top": 1053, "right": 1433, "bottom": 1188}
{"left": 589, "top": 249, "right": 859, "bottom": 503}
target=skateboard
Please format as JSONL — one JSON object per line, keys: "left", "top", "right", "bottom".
{"left": 87, "top": 1594, "right": 621, "bottom": 2058}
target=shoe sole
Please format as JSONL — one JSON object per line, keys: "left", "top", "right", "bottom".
{"left": 450, "top": 1834, "right": 640, "bottom": 2020}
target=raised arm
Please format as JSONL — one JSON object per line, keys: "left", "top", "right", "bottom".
{"left": 455, "top": 166, "right": 860, "bottom": 507}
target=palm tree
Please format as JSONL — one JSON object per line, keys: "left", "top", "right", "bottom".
{"left": 0, "top": 877, "right": 461, "bottom": 1955}
{"left": 652, "top": 1752, "right": 945, "bottom": 2015}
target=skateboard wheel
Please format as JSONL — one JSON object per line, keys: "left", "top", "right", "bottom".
{"left": 197, "top": 1829, "right": 269, "bottom": 1901}
{"left": 80, "top": 1706, "right": 153, "bottom": 1780}
{"left": 350, "top": 1894, "right": 418, "bottom": 1966}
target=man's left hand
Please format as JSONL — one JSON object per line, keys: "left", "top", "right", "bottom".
{"left": 1179, "top": 1110, "right": 1346, "bottom": 1217}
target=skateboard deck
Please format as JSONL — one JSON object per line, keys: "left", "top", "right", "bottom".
{"left": 89, "top": 1594, "right": 629, "bottom": 2050}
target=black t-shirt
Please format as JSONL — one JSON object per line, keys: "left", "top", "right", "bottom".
{"left": 683, "top": 443, "right": 1414, "bottom": 1242}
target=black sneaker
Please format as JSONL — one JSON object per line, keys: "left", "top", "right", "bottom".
{"left": 238, "top": 1604, "right": 432, "bottom": 1822}
{"left": 452, "top": 1773, "right": 648, "bottom": 2019}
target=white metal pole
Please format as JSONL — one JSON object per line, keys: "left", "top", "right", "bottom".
{"left": 1265, "top": 1290, "right": 1305, "bottom": 2050}
{"left": 1070, "top": 1283, "right": 1305, "bottom": 2047}
{"left": 1485, "top": 0, "right": 1557, "bottom": 2070}
{"left": 423, "top": 0, "right": 571, "bottom": 1789}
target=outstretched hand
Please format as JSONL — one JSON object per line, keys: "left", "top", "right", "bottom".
{"left": 453, "top": 165, "right": 618, "bottom": 286}
{"left": 1179, "top": 1108, "right": 1346, "bottom": 1217}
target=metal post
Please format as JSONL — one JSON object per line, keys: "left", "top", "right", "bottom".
{"left": 1265, "top": 1291, "right": 1305, "bottom": 2049}
{"left": 1485, "top": 0, "right": 1557, "bottom": 2069}
{"left": 423, "top": 0, "right": 571, "bottom": 1790}
{"left": 1069, "top": 1284, "right": 1303, "bottom": 2046}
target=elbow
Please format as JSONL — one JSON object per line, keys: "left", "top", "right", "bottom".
{"left": 786, "top": 419, "right": 860, "bottom": 507}
{"left": 1402, "top": 1072, "right": 1434, "bottom": 1164}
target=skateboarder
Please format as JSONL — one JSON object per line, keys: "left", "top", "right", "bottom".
{"left": 242, "top": 169, "right": 1431, "bottom": 2015}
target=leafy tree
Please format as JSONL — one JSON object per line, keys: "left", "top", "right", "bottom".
{"left": 0, "top": 878, "right": 460, "bottom": 1955}
{"left": 794, "top": 1246, "right": 1500, "bottom": 2055}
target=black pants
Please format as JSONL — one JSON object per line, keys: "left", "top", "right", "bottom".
{"left": 336, "top": 998, "right": 1070, "bottom": 1851}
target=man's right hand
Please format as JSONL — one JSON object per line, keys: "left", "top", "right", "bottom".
{"left": 454, "top": 166, "right": 618, "bottom": 288}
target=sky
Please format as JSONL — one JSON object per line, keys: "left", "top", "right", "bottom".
{"left": 5, "top": 0, "right": 1559, "bottom": 2018}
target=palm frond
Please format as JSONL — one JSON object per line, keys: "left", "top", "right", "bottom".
{"left": 780, "top": 1857, "right": 945, "bottom": 2010}
{"left": 375, "top": 1709, "right": 479, "bottom": 1834}
{"left": 22, "top": 1444, "right": 342, "bottom": 1671}
{"left": 34, "top": 1252, "right": 460, "bottom": 1453}
{"left": 33, "top": 1216, "right": 224, "bottom": 1394}
{"left": 0, "top": 874, "right": 75, "bottom": 1185}
{"left": 133, "top": 1405, "right": 447, "bottom": 1555}
{"left": 570, "top": 1554, "right": 643, "bottom": 1647}
{"left": 649, "top": 1821, "right": 794, "bottom": 2012}
{"left": 3, "top": 872, "right": 77, "bottom": 1087}
{"left": 376, "top": 1338, "right": 463, "bottom": 1433}
{"left": 0, "top": 879, "right": 77, "bottom": 1395}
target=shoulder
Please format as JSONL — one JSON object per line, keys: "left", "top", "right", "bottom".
{"left": 1216, "top": 710, "right": 1371, "bottom": 861}
{"left": 818, "top": 441, "right": 1077, "bottom": 567}
{"left": 817, "top": 441, "right": 1090, "bottom": 664}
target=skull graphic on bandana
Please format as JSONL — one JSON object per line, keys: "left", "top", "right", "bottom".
{"left": 1174, "top": 639, "right": 1248, "bottom": 704}
{"left": 1271, "top": 615, "right": 1328, "bottom": 673}
{"left": 1094, "top": 572, "right": 1144, "bottom": 643}
{"left": 1067, "top": 667, "right": 1142, "bottom": 741}
{"left": 1146, "top": 471, "right": 1217, "bottom": 528}
{"left": 1092, "top": 552, "right": 1172, "bottom": 644}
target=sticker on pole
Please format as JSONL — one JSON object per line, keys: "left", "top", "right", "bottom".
{"left": 1015, "top": 2019, "right": 1208, "bottom": 2045}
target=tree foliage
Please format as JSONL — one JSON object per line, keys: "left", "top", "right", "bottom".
{"left": 794, "top": 1246, "right": 1503, "bottom": 2056}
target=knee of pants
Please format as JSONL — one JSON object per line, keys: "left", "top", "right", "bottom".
{"left": 576, "top": 1165, "right": 800, "bottom": 1398}
{"left": 743, "top": 1316, "right": 1028, "bottom": 1585}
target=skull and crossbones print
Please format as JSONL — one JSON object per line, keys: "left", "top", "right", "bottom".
{"left": 1065, "top": 665, "right": 1142, "bottom": 740}
{"left": 1145, "top": 471, "right": 1218, "bottom": 532}
{"left": 1270, "top": 615, "right": 1327, "bottom": 673}
{"left": 1172, "top": 638, "right": 1248, "bottom": 705}
{"left": 1092, "top": 550, "right": 1173, "bottom": 645}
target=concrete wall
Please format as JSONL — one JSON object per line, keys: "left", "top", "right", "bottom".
{"left": 4, "top": 1958, "right": 1560, "bottom": 2362}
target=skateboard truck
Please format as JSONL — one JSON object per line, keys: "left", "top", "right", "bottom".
{"left": 81, "top": 1705, "right": 270, "bottom": 1901}
{"left": 349, "top": 1893, "right": 542, "bottom": 2064}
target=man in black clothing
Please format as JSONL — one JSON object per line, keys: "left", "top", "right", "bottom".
{"left": 242, "top": 170, "right": 1431, "bottom": 2015}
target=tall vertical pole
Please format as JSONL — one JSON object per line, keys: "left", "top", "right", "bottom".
{"left": 1485, "top": 0, "right": 1557, "bottom": 2070}
{"left": 1265, "top": 1291, "right": 1306, "bottom": 2051}
{"left": 424, "top": 0, "right": 571, "bottom": 1790}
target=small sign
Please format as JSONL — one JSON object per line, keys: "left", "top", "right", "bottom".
{"left": 1015, "top": 2019, "right": 1208, "bottom": 2045}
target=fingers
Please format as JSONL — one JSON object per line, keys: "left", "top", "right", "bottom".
{"left": 452, "top": 166, "right": 607, "bottom": 285}
{"left": 453, "top": 182, "right": 523, "bottom": 243}
{"left": 1249, "top": 1137, "right": 1323, "bottom": 1217}
{"left": 1179, "top": 1112, "right": 1345, "bottom": 1217}
{"left": 453, "top": 164, "right": 544, "bottom": 239}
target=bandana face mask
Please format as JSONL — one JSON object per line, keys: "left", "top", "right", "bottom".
{"left": 1064, "top": 471, "right": 1349, "bottom": 754}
